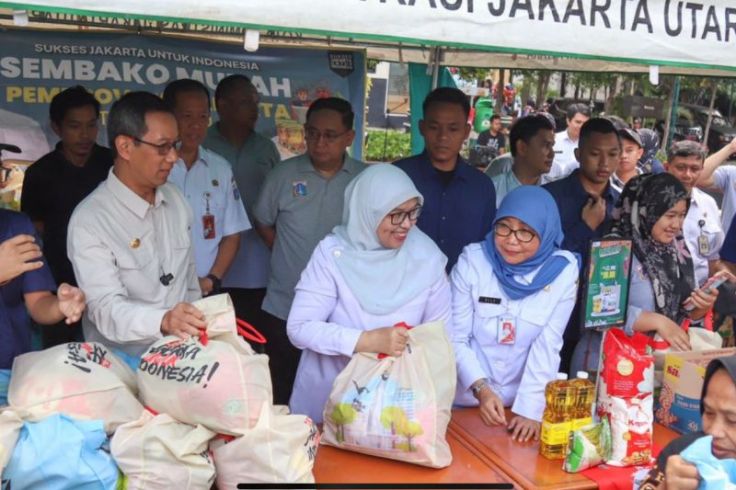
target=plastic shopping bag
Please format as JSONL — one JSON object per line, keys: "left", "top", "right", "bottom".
{"left": 110, "top": 409, "right": 216, "bottom": 490}
{"left": 137, "top": 294, "right": 272, "bottom": 435}
{"left": 321, "top": 321, "right": 456, "bottom": 468}
{"left": 597, "top": 328, "right": 654, "bottom": 467}
{"left": 3, "top": 413, "right": 120, "bottom": 490}
{"left": 8, "top": 342, "right": 142, "bottom": 433}
{"left": 211, "top": 402, "right": 319, "bottom": 487}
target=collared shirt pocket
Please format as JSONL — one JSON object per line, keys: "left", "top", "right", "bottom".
{"left": 115, "top": 244, "right": 158, "bottom": 298}
{"left": 472, "top": 301, "right": 504, "bottom": 349}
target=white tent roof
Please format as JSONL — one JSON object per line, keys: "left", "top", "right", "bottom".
{"left": 1, "top": 0, "right": 735, "bottom": 75}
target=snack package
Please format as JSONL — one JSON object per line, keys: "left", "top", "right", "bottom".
{"left": 597, "top": 329, "right": 654, "bottom": 467}
{"left": 563, "top": 417, "right": 612, "bottom": 473}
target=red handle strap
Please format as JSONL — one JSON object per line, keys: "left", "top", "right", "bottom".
{"left": 377, "top": 322, "right": 412, "bottom": 359}
{"left": 236, "top": 318, "right": 267, "bottom": 344}
{"left": 651, "top": 309, "right": 715, "bottom": 351}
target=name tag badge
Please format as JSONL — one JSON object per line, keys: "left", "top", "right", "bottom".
{"left": 698, "top": 233, "right": 710, "bottom": 256}
{"left": 202, "top": 214, "right": 216, "bottom": 240}
{"left": 498, "top": 316, "right": 516, "bottom": 345}
{"left": 479, "top": 296, "right": 501, "bottom": 305}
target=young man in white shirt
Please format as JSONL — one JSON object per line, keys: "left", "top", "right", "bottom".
{"left": 666, "top": 140, "right": 725, "bottom": 286}
{"left": 163, "top": 79, "right": 251, "bottom": 297}
{"left": 546, "top": 103, "right": 591, "bottom": 182}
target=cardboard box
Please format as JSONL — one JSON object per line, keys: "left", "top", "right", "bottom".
{"left": 656, "top": 348, "right": 736, "bottom": 434}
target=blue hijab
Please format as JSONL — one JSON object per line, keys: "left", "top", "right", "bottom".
{"left": 482, "top": 186, "right": 573, "bottom": 300}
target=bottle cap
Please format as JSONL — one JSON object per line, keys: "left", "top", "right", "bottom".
{"left": 556, "top": 373, "right": 568, "bottom": 380}
{"left": 576, "top": 371, "right": 589, "bottom": 380}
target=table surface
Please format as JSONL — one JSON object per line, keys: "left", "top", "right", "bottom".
{"left": 313, "top": 429, "right": 515, "bottom": 484}
{"left": 448, "top": 408, "right": 682, "bottom": 490}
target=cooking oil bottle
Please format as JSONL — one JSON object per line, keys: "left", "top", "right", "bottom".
{"left": 570, "top": 371, "right": 595, "bottom": 431}
{"left": 540, "top": 373, "right": 573, "bottom": 460}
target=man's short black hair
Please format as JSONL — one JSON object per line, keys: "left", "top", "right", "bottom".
{"left": 214, "top": 74, "right": 254, "bottom": 103}
{"left": 49, "top": 85, "right": 100, "bottom": 126}
{"left": 107, "top": 91, "right": 172, "bottom": 159}
{"left": 163, "top": 79, "right": 211, "bottom": 110}
{"left": 508, "top": 114, "right": 555, "bottom": 158}
{"left": 422, "top": 87, "right": 470, "bottom": 119}
{"left": 490, "top": 114, "right": 501, "bottom": 122}
{"left": 668, "top": 140, "right": 707, "bottom": 163}
{"left": 578, "top": 117, "right": 621, "bottom": 150}
{"left": 566, "top": 102, "right": 591, "bottom": 120}
{"left": 306, "top": 97, "right": 354, "bottom": 130}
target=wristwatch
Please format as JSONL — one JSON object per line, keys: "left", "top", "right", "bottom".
{"left": 471, "top": 378, "right": 490, "bottom": 398}
{"left": 206, "top": 273, "right": 222, "bottom": 294}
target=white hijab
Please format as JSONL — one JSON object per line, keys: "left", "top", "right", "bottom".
{"left": 332, "top": 164, "right": 447, "bottom": 315}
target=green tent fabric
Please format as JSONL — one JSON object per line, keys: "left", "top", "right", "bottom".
{"left": 408, "top": 63, "right": 458, "bottom": 155}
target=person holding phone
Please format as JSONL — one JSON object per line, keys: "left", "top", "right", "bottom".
{"left": 571, "top": 173, "right": 726, "bottom": 373}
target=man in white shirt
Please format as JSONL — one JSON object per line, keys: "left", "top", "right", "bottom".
{"left": 696, "top": 137, "right": 736, "bottom": 229}
{"left": 666, "top": 140, "right": 725, "bottom": 286}
{"left": 68, "top": 92, "right": 204, "bottom": 358}
{"left": 163, "top": 79, "right": 251, "bottom": 297}
{"left": 545, "top": 103, "right": 590, "bottom": 182}
{"left": 491, "top": 114, "right": 555, "bottom": 206}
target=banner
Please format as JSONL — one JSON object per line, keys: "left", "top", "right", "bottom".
{"left": 0, "top": 30, "right": 365, "bottom": 209}
{"left": 4, "top": 0, "right": 736, "bottom": 72}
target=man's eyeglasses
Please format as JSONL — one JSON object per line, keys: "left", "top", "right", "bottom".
{"left": 304, "top": 127, "right": 350, "bottom": 143}
{"left": 131, "top": 136, "right": 181, "bottom": 156}
{"left": 388, "top": 206, "right": 422, "bottom": 225}
{"left": 494, "top": 222, "right": 536, "bottom": 243}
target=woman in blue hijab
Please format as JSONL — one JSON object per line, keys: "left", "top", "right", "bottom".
{"left": 450, "top": 185, "right": 579, "bottom": 442}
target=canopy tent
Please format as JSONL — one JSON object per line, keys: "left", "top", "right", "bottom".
{"left": 1, "top": 0, "right": 736, "bottom": 76}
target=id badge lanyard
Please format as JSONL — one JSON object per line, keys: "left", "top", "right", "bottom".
{"left": 202, "top": 164, "right": 219, "bottom": 240}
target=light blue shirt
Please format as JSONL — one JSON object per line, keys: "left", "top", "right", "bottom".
{"left": 167, "top": 146, "right": 251, "bottom": 278}
{"left": 450, "top": 243, "right": 579, "bottom": 421}
{"left": 203, "top": 126, "right": 280, "bottom": 289}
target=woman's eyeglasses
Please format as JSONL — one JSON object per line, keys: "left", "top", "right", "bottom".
{"left": 388, "top": 206, "right": 422, "bottom": 225}
{"left": 494, "top": 222, "right": 536, "bottom": 243}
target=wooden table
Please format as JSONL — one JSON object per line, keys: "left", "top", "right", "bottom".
{"left": 448, "top": 408, "right": 682, "bottom": 490}
{"left": 314, "top": 430, "right": 514, "bottom": 485}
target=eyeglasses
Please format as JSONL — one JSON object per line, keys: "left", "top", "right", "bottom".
{"left": 304, "top": 127, "right": 350, "bottom": 143}
{"left": 494, "top": 222, "right": 536, "bottom": 243}
{"left": 388, "top": 206, "right": 422, "bottom": 225}
{"left": 130, "top": 136, "right": 181, "bottom": 155}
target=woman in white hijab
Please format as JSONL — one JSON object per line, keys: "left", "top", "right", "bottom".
{"left": 287, "top": 163, "right": 450, "bottom": 422}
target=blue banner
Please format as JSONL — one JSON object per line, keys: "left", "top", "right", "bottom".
{"left": 0, "top": 30, "right": 366, "bottom": 163}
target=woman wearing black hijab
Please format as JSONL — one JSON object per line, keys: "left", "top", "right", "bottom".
{"left": 641, "top": 355, "right": 736, "bottom": 489}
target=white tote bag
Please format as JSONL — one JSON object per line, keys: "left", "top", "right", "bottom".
{"left": 8, "top": 342, "right": 142, "bottom": 433}
{"left": 111, "top": 410, "right": 216, "bottom": 490}
{"left": 211, "top": 402, "right": 319, "bottom": 487}
{"left": 137, "top": 294, "right": 272, "bottom": 435}
{"left": 321, "top": 321, "right": 456, "bottom": 468}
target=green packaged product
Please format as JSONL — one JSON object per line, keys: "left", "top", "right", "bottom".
{"left": 563, "top": 417, "right": 612, "bottom": 473}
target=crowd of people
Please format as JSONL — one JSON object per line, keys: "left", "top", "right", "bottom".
{"left": 2, "top": 80, "right": 736, "bottom": 487}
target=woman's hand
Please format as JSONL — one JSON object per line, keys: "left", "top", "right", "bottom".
{"left": 477, "top": 385, "right": 506, "bottom": 426}
{"left": 657, "top": 318, "right": 691, "bottom": 352}
{"left": 507, "top": 415, "right": 540, "bottom": 443}
{"left": 686, "top": 286, "right": 718, "bottom": 319}
{"left": 662, "top": 455, "right": 699, "bottom": 490}
{"left": 355, "top": 326, "right": 409, "bottom": 356}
